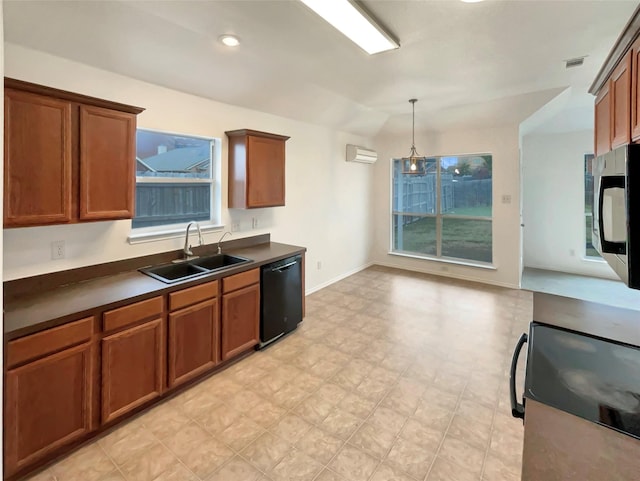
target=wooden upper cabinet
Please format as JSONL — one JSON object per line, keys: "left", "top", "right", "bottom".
{"left": 595, "top": 82, "right": 612, "bottom": 156}
{"left": 3, "top": 78, "right": 143, "bottom": 228}
{"left": 611, "top": 52, "right": 632, "bottom": 149}
{"left": 80, "top": 106, "right": 136, "bottom": 220}
{"left": 5, "top": 342, "right": 94, "bottom": 477}
{"left": 226, "top": 129, "right": 289, "bottom": 209}
{"left": 4, "top": 89, "right": 73, "bottom": 226}
{"left": 631, "top": 36, "right": 640, "bottom": 141}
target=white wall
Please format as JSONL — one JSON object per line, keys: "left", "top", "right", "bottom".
{"left": 521, "top": 130, "right": 616, "bottom": 279}
{"left": 3, "top": 44, "right": 375, "bottom": 291}
{"left": 371, "top": 126, "right": 522, "bottom": 289}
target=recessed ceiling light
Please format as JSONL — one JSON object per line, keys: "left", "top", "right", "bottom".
{"left": 219, "top": 34, "right": 240, "bottom": 47}
{"left": 461, "top": 0, "right": 484, "bottom": 3}
{"left": 299, "top": 0, "right": 399, "bottom": 55}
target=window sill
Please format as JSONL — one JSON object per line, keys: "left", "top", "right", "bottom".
{"left": 128, "top": 223, "right": 225, "bottom": 245}
{"left": 388, "top": 251, "right": 496, "bottom": 270}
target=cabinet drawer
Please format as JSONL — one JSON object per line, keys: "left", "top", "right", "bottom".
{"left": 223, "top": 268, "right": 260, "bottom": 294}
{"left": 169, "top": 280, "right": 219, "bottom": 311}
{"left": 7, "top": 317, "right": 94, "bottom": 368}
{"left": 103, "top": 296, "right": 163, "bottom": 333}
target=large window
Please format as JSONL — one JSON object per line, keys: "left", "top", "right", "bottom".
{"left": 584, "top": 153, "right": 600, "bottom": 258}
{"left": 392, "top": 154, "right": 493, "bottom": 264}
{"left": 133, "top": 129, "right": 217, "bottom": 230}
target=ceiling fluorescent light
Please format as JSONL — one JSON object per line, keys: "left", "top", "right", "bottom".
{"left": 299, "top": 0, "right": 399, "bottom": 55}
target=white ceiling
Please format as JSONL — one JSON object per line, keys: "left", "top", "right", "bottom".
{"left": 4, "top": 0, "right": 638, "bottom": 137}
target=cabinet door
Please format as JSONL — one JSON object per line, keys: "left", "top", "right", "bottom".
{"left": 247, "top": 135, "right": 285, "bottom": 208}
{"left": 221, "top": 283, "right": 260, "bottom": 361}
{"left": 79, "top": 105, "right": 136, "bottom": 220}
{"left": 168, "top": 298, "right": 219, "bottom": 388}
{"left": 5, "top": 343, "right": 93, "bottom": 476}
{"left": 595, "top": 82, "right": 612, "bottom": 156}
{"left": 101, "top": 318, "right": 164, "bottom": 424}
{"left": 631, "top": 37, "right": 640, "bottom": 141}
{"left": 611, "top": 52, "right": 632, "bottom": 149}
{"left": 4, "top": 89, "right": 72, "bottom": 227}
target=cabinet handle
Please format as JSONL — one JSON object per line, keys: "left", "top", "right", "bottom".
{"left": 272, "top": 261, "right": 297, "bottom": 272}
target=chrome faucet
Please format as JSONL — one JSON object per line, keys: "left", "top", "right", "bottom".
{"left": 217, "top": 231, "right": 232, "bottom": 254}
{"left": 183, "top": 222, "right": 203, "bottom": 259}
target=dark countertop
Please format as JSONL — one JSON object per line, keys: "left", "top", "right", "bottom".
{"left": 533, "top": 292, "right": 640, "bottom": 346}
{"left": 4, "top": 241, "right": 305, "bottom": 341}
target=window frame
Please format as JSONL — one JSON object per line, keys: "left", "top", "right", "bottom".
{"left": 389, "top": 152, "right": 494, "bottom": 267}
{"left": 128, "top": 128, "right": 223, "bottom": 244}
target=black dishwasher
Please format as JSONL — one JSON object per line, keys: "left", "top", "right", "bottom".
{"left": 259, "top": 255, "right": 303, "bottom": 348}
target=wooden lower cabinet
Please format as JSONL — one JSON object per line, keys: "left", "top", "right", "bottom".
{"left": 221, "top": 283, "right": 260, "bottom": 361}
{"left": 101, "top": 318, "right": 164, "bottom": 423}
{"left": 3, "top": 263, "right": 289, "bottom": 479}
{"left": 168, "top": 298, "right": 219, "bottom": 388}
{"left": 4, "top": 342, "right": 94, "bottom": 477}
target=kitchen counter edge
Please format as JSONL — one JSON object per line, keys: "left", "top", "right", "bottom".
{"left": 4, "top": 241, "right": 306, "bottom": 341}
{"left": 532, "top": 292, "right": 640, "bottom": 347}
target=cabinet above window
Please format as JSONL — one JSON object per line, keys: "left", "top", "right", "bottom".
{"left": 3, "top": 78, "right": 144, "bottom": 228}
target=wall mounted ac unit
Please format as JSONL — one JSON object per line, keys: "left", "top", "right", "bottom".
{"left": 346, "top": 144, "right": 377, "bottom": 164}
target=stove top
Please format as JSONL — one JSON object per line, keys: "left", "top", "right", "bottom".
{"left": 525, "top": 322, "right": 640, "bottom": 439}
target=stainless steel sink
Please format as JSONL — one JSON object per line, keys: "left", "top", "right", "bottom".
{"left": 140, "top": 254, "right": 251, "bottom": 283}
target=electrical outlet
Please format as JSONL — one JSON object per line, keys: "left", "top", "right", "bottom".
{"left": 231, "top": 223, "right": 240, "bottom": 232}
{"left": 252, "top": 218, "right": 258, "bottom": 229}
{"left": 317, "top": 261, "right": 322, "bottom": 270}
{"left": 502, "top": 194, "right": 512, "bottom": 204}
{"left": 51, "top": 240, "right": 65, "bottom": 260}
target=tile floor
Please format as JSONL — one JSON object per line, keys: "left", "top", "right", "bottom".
{"left": 27, "top": 266, "right": 530, "bottom": 481}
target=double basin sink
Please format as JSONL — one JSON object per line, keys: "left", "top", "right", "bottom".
{"left": 140, "top": 254, "right": 252, "bottom": 284}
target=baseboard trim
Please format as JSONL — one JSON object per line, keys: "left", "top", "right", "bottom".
{"left": 305, "top": 262, "right": 374, "bottom": 296}
{"left": 372, "top": 261, "right": 520, "bottom": 290}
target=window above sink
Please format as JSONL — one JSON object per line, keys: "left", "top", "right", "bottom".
{"left": 131, "top": 128, "right": 222, "bottom": 240}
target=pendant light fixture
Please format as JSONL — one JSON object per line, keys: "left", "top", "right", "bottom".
{"left": 402, "top": 99, "right": 426, "bottom": 175}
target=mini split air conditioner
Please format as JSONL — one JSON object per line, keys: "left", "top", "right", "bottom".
{"left": 346, "top": 144, "right": 377, "bottom": 164}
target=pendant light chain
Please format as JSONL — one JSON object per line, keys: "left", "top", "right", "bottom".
{"left": 404, "top": 98, "right": 424, "bottom": 175}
